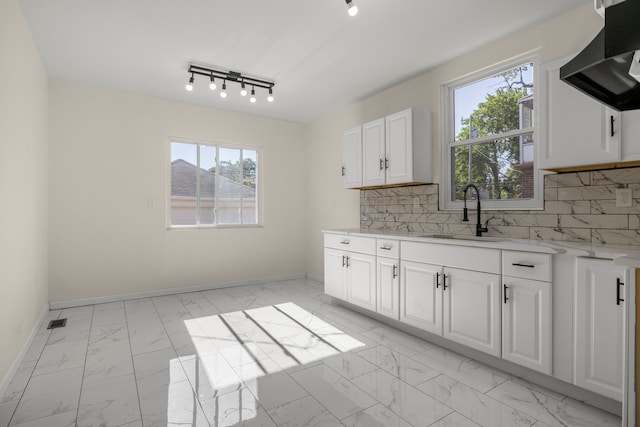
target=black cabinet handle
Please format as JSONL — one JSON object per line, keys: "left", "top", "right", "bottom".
{"left": 512, "top": 262, "right": 535, "bottom": 268}
{"left": 379, "top": 159, "right": 384, "bottom": 171}
{"left": 442, "top": 274, "right": 447, "bottom": 291}
{"left": 385, "top": 158, "right": 389, "bottom": 169}
{"left": 342, "top": 255, "right": 346, "bottom": 267}
{"left": 617, "top": 277, "right": 624, "bottom": 305}
{"left": 504, "top": 284, "right": 509, "bottom": 304}
{"left": 345, "top": 256, "right": 350, "bottom": 268}
{"left": 393, "top": 265, "right": 398, "bottom": 279}
{"left": 436, "top": 272, "right": 440, "bottom": 289}
{"left": 611, "top": 115, "right": 615, "bottom": 137}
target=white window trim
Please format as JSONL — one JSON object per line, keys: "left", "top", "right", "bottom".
{"left": 441, "top": 50, "right": 544, "bottom": 211}
{"left": 166, "top": 137, "right": 263, "bottom": 229}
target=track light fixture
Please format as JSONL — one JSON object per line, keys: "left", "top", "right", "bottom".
{"left": 186, "top": 73, "right": 195, "bottom": 91}
{"left": 185, "top": 63, "right": 275, "bottom": 103}
{"left": 220, "top": 81, "right": 227, "bottom": 98}
{"left": 346, "top": 0, "right": 358, "bottom": 16}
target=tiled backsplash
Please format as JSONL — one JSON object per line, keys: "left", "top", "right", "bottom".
{"left": 360, "top": 166, "right": 640, "bottom": 245}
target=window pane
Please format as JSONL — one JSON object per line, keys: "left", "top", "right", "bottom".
{"left": 218, "top": 147, "right": 242, "bottom": 224}
{"left": 198, "top": 145, "right": 216, "bottom": 225}
{"left": 451, "top": 133, "right": 534, "bottom": 202}
{"left": 454, "top": 63, "right": 533, "bottom": 142}
{"left": 242, "top": 150, "right": 258, "bottom": 224}
{"left": 170, "top": 142, "right": 197, "bottom": 226}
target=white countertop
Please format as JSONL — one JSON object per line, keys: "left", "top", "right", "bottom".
{"left": 323, "top": 229, "right": 640, "bottom": 268}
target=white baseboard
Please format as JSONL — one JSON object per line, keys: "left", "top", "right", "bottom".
{"left": 49, "top": 274, "right": 308, "bottom": 310}
{"left": 0, "top": 305, "right": 48, "bottom": 401}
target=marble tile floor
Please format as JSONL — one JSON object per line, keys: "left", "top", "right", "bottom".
{"left": 0, "top": 279, "right": 622, "bottom": 427}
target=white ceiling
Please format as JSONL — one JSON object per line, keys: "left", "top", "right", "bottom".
{"left": 18, "top": 0, "right": 593, "bottom": 123}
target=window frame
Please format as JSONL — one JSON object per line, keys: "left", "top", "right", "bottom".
{"left": 167, "top": 137, "right": 263, "bottom": 229}
{"left": 441, "top": 51, "right": 543, "bottom": 211}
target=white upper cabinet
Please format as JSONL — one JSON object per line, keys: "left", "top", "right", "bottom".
{"left": 343, "top": 108, "right": 432, "bottom": 188}
{"left": 362, "top": 118, "right": 386, "bottom": 187}
{"left": 538, "top": 55, "right": 621, "bottom": 170}
{"left": 342, "top": 126, "right": 362, "bottom": 189}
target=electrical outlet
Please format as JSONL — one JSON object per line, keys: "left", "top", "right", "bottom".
{"left": 616, "top": 188, "right": 632, "bottom": 208}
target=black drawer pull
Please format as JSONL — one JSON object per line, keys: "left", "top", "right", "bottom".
{"left": 340, "top": 240, "right": 350, "bottom": 245}
{"left": 617, "top": 278, "right": 624, "bottom": 305}
{"left": 436, "top": 272, "right": 440, "bottom": 289}
{"left": 512, "top": 262, "right": 535, "bottom": 268}
{"left": 379, "top": 245, "right": 392, "bottom": 250}
{"left": 504, "top": 284, "right": 509, "bottom": 304}
{"left": 442, "top": 274, "right": 447, "bottom": 291}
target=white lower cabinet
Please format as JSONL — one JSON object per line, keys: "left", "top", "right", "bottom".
{"left": 324, "top": 234, "right": 376, "bottom": 311}
{"left": 346, "top": 252, "right": 376, "bottom": 311}
{"left": 501, "top": 251, "right": 552, "bottom": 375}
{"left": 324, "top": 248, "right": 348, "bottom": 300}
{"left": 377, "top": 256, "right": 400, "bottom": 320}
{"left": 443, "top": 267, "right": 501, "bottom": 357}
{"left": 399, "top": 242, "right": 502, "bottom": 357}
{"left": 502, "top": 276, "right": 552, "bottom": 374}
{"left": 400, "top": 260, "right": 442, "bottom": 334}
{"left": 574, "top": 257, "right": 628, "bottom": 402}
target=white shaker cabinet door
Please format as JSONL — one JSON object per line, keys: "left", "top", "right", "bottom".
{"left": 346, "top": 252, "right": 377, "bottom": 311}
{"left": 324, "top": 248, "right": 347, "bottom": 300}
{"left": 400, "top": 260, "right": 442, "bottom": 335}
{"left": 502, "top": 277, "right": 552, "bottom": 374}
{"left": 385, "top": 109, "right": 413, "bottom": 185}
{"left": 538, "top": 55, "right": 620, "bottom": 170}
{"left": 342, "top": 126, "right": 362, "bottom": 188}
{"left": 362, "top": 118, "right": 386, "bottom": 187}
{"left": 574, "top": 257, "right": 628, "bottom": 402}
{"left": 443, "top": 267, "right": 501, "bottom": 357}
{"left": 377, "top": 256, "right": 400, "bottom": 320}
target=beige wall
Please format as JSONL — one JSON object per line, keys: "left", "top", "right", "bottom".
{"left": 305, "top": 4, "right": 604, "bottom": 277}
{"left": 48, "top": 81, "right": 307, "bottom": 302}
{"left": 0, "top": 0, "right": 49, "bottom": 382}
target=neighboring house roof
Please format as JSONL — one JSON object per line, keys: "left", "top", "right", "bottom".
{"left": 171, "top": 159, "right": 256, "bottom": 198}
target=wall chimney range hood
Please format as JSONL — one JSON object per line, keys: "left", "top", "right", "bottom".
{"left": 560, "top": 0, "right": 640, "bottom": 111}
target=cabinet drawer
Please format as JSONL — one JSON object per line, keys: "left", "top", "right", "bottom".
{"left": 376, "top": 239, "right": 400, "bottom": 258}
{"left": 502, "top": 251, "right": 551, "bottom": 282}
{"left": 401, "top": 241, "right": 500, "bottom": 274}
{"left": 324, "top": 233, "right": 376, "bottom": 255}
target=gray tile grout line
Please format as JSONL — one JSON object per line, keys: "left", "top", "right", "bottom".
{"left": 74, "top": 305, "right": 95, "bottom": 426}
{"left": 122, "top": 300, "right": 145, "bottom": 426}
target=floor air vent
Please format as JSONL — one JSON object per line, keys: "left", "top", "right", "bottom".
{"left": 47, "top": 318, "right": 67, "bottom": 329}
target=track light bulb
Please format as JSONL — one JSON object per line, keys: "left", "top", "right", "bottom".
{"left": 267, "top": 88, "right": 274, "bottom": 102}
{"left": 249, "top": 87, "right": 256, "bottom": 103}
{"left": 186, "top": 75, "right": 194, "bottom": 91}
{"left": 346, "top": 0, "right": 358, "bottom": 16}
{"left": 220, "top": 81, "right": 227, "bottom": 98}
{"left": 209, "top": 75, "right": 216, "bottom": 90}
{"left": 240, "top": 82, "right": 248, "bottom": 96}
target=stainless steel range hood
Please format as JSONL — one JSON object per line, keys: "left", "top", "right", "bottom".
{"left": 560, "top": 0, "right": 640, "bottom": 111}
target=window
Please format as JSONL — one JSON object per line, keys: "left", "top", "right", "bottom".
{"left": 443, "top": 53, "right": 542, "bottom": 209}
{"left": 170, "top": 140, "right": 260, "bottom": 227}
